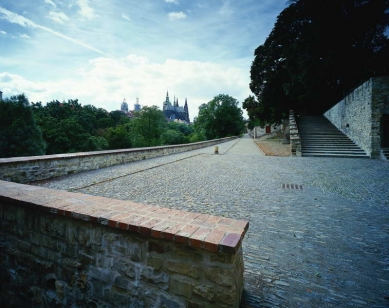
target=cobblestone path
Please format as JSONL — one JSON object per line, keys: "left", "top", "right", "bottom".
{"left": 38, "top": 135, "right": 389, "bottom": 307}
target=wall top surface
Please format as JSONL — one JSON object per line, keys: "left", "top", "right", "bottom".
{"left": 0, "top": 137, "right": 236, "bottom": 164}
{"left": 0, "top": 180, "right": 248, "bottom": 254}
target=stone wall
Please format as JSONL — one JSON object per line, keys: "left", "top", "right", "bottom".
{"left": 324, "top": 76, "right": 389, "bottom": 158}
{"left": 0, "top": 137, "right": 236, "bottom": 184}
{"left": 289, "top": 110, "right": 301, "bottom": 156}
{"left": 0, "top": 180, "right": 248, "bottom": 307}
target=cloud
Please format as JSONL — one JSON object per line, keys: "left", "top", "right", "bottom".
{"left": 0, "top": 7, "right": 35, "bottom": 28}
{"left": 76, "top": 0, "right": 98, "bottom": 20}
{"left": 168, "top": 11, "right": 186, "bottom": 21}
{"left": 47, "top": 11, "right": 69, "bottom": 24}
{"left": 19, "top": 33, "right": 30, "bottom": 39}
{"left": 0, "top": 7, "right": 108, "bottom": 56}
{"left": 165, "top": 0, "right": 179, "bottom": 4}
{"left": 0, "top": 54, "right": 250, "bottom": 119}
{"left": 121, "top": 14, "right": 131, "bottom": 22}
{"left": 218, "top": 1, "right": 234, "bottom": 17}
{"left": 0, "top": 30, "right": 6, "bottom": 35}
{"left": 44, "top": 0, "right": 56, "bottom": 8}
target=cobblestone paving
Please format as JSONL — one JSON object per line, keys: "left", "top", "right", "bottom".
{"left": 37, "top": 135, "right": 389, "bottom": 308}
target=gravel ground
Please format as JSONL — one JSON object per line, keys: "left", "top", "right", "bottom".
{"left": 36, "top": 135, "right": 389, "bottom": 308}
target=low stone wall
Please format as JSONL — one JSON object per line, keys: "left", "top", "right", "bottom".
{"left": 0, "top": 180, "right": 248, "bottom": 307}
{"left": 289, "top": 110, "right": 301, "bottom": 156}
{"left": 0, "top": 137, "right": 236, "bottom": 183}
{"left": 324, "top": 76, "right": 389, "bottom": 158}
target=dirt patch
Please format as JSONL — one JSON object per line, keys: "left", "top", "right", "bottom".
{"left": 255, "top": 138, "right": 290, "bottom": 157}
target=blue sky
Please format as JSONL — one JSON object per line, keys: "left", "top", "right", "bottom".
{"left": 0, "top": 0, "right": 287, "bottom": 119}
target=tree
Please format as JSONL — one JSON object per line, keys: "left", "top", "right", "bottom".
{"left": 160, "top": 129, "right": 187, "bottom": 145}
{"left": 247, "top": 0, "right": 389, "bottom": 124}
{"left": 130, "top": 106, "right": 167, "bottom": 147}
{"left": 0, "top": 94, "right": 46, "bottom": 158}
{"left": 104, "top": 124, "right": 132, "bottom": 149}
{"left": 194, "top": 94, "right": 245, "bottom": 140}
{"left": 167, "top": 121, "right": 194, "bottom": 136}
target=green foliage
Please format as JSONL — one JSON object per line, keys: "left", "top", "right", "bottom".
{"left": 188, "top": 131, "right": 206, "bottom": 143}
{"left": 2, "top": 93, "right": 199, "bottom": 157}
{"left": 167, "top": 121, "right": 194, "bottom": 136}
{"left": 243, "top": 95, "right": 282, "bottom": 127}
{"left": 104, "top": 125, "right": 132, "bottom": 149}
{"left": 109, "top": 110, "right": 131, "bottom": 126}
{"left": 32, "top": 99, "right": 115, "bottom": 154}
{"left": 160, "top": 129, "right": 187, "bottom": 145}
{"left": 248, "top": 0, "right": 389, "bottom": 123}
{"left": 194, "top": 94, "right": 245, "bottom": 140}
{"left": 130, "top": 106, "right": 167, "bottom": 147}
{"left": 0, "top": 94, "right": 46, "bottom": 158}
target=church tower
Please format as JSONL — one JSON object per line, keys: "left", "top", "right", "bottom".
{"left": 121, "top": 98, "right": 128, "bottom": 112}
{"left": 164, "top": 91, "right": 171, "bottom": 109}
{"left": 162, "top": 91, "right": 190, "bottom": 123}
{"left": 184, "top": 98, "right": 190, "bottom": 123}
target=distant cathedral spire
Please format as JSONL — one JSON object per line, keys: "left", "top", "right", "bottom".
{"left": 184, "top": 98, "right": 190, "bottom": 123}
{"left": 165, "top": 91, "right": 170, "bottom": 105}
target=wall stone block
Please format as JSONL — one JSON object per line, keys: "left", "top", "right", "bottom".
{"left": 0, "top": 137, "right": 237, "bottom": 184}
{"left": 192, "top": 283, "right": 215, "bottom": 301}
{"left": 165, "top": 260, "right": 200, "bottom": 279}
{"left": 0, "top": 180, "right": 248, "bottom": 307}
{"left": 325, "top": 76, "right": 389, "bottom": 158}
{"left": 204, "top": 267, "right": 234, "bottom": 287}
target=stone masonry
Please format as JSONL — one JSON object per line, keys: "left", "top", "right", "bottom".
{"left": 324, "top": 76, "right": 389, "bottom": 158}
{"left": 0, "top": 180, "right": 248, "bottom": 307}
{"left": 0, "top": 137, "right": 236, "bottom": 184}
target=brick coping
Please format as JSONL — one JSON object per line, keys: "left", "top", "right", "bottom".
{"left": 0, "top": 137, "right": 236, "bottom": 164}
{"left": 0, "top": 180, "right": 248, "bottom": 254}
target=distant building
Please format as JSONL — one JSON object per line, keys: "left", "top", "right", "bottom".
{"left": 162, "top": 91, "right": 190, "bottom": 123}
{"left": 0, "top": 91, "right": 3, "bottom": 101}
{"left": 120, "top": 98, "right": 134, "bottom": 118}
{"left": 134, "top": 97, "right": 141, "bottom": 111}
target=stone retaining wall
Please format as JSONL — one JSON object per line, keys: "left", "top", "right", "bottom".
{"left": 0, "top": 180, "right": 248, "bottom": 307}
{"left": 324, "top": 76, "right": 389, "bottom": 158}
{"left": 0, "top": 137, "right": 236, "bottom": 183}
{"left": 289, "top": 110, "right": 301, "bottom": 156}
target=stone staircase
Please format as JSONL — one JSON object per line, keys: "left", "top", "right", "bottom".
{"left": 297, "top": 116, "right": 369, "bottom": 158}
{"left": 382, "top": 148, "right": 389, "bottom": 161}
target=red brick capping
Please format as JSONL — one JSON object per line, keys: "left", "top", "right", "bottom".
{"left": 0, "top": 180, "right": 248, "bottom": 254}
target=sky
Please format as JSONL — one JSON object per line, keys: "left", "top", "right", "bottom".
{"left": 0, "top": 0, "right": 288, "bottom": 120}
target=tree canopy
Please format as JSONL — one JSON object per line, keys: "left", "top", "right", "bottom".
{"left": 0, "top": 94, "right": 46, "bottom": 158}
{"left": 245, "top": 0, "right": 389, "bottom": 125}
{"left": 129, "top": 106, "right": 167, "bottom": 147}
{"left": 1, "top": 92, "right": 244, "bottom": 158}
{"left": 194, "top": 94, "right": 245, "bottom": 139}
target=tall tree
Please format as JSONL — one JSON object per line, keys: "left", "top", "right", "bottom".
{"left": 0, "top": 94, "right": 46, "bottom": 158}
{"left": 130, "top": 106, "right": 167, "bottom": 147}
{"left": 194, "top": 94, "right": 244, "bottom": 139}
{"left": 247, "top": 0, "right": 389, "bottom": 124}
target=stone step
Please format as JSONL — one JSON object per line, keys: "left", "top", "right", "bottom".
{"left": 302, "top": 143, "right": 356, "bottom": 146}
{"left": 301, "top": 141, "right": 357, "bottom": 145}
{"left": 301, "top": 152, "right": 369, "bottom": 158}
{"left": 300, "top": 138, "right": 355, "bottom": 145}
{"left": 381, "top": 148, "right": 389, "bottom": 161}
{"left": 298, "top": 115, "right": 367, "bottom": 158}
{"left": 302, "top": 147, "right": 365, "bottom": 151}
